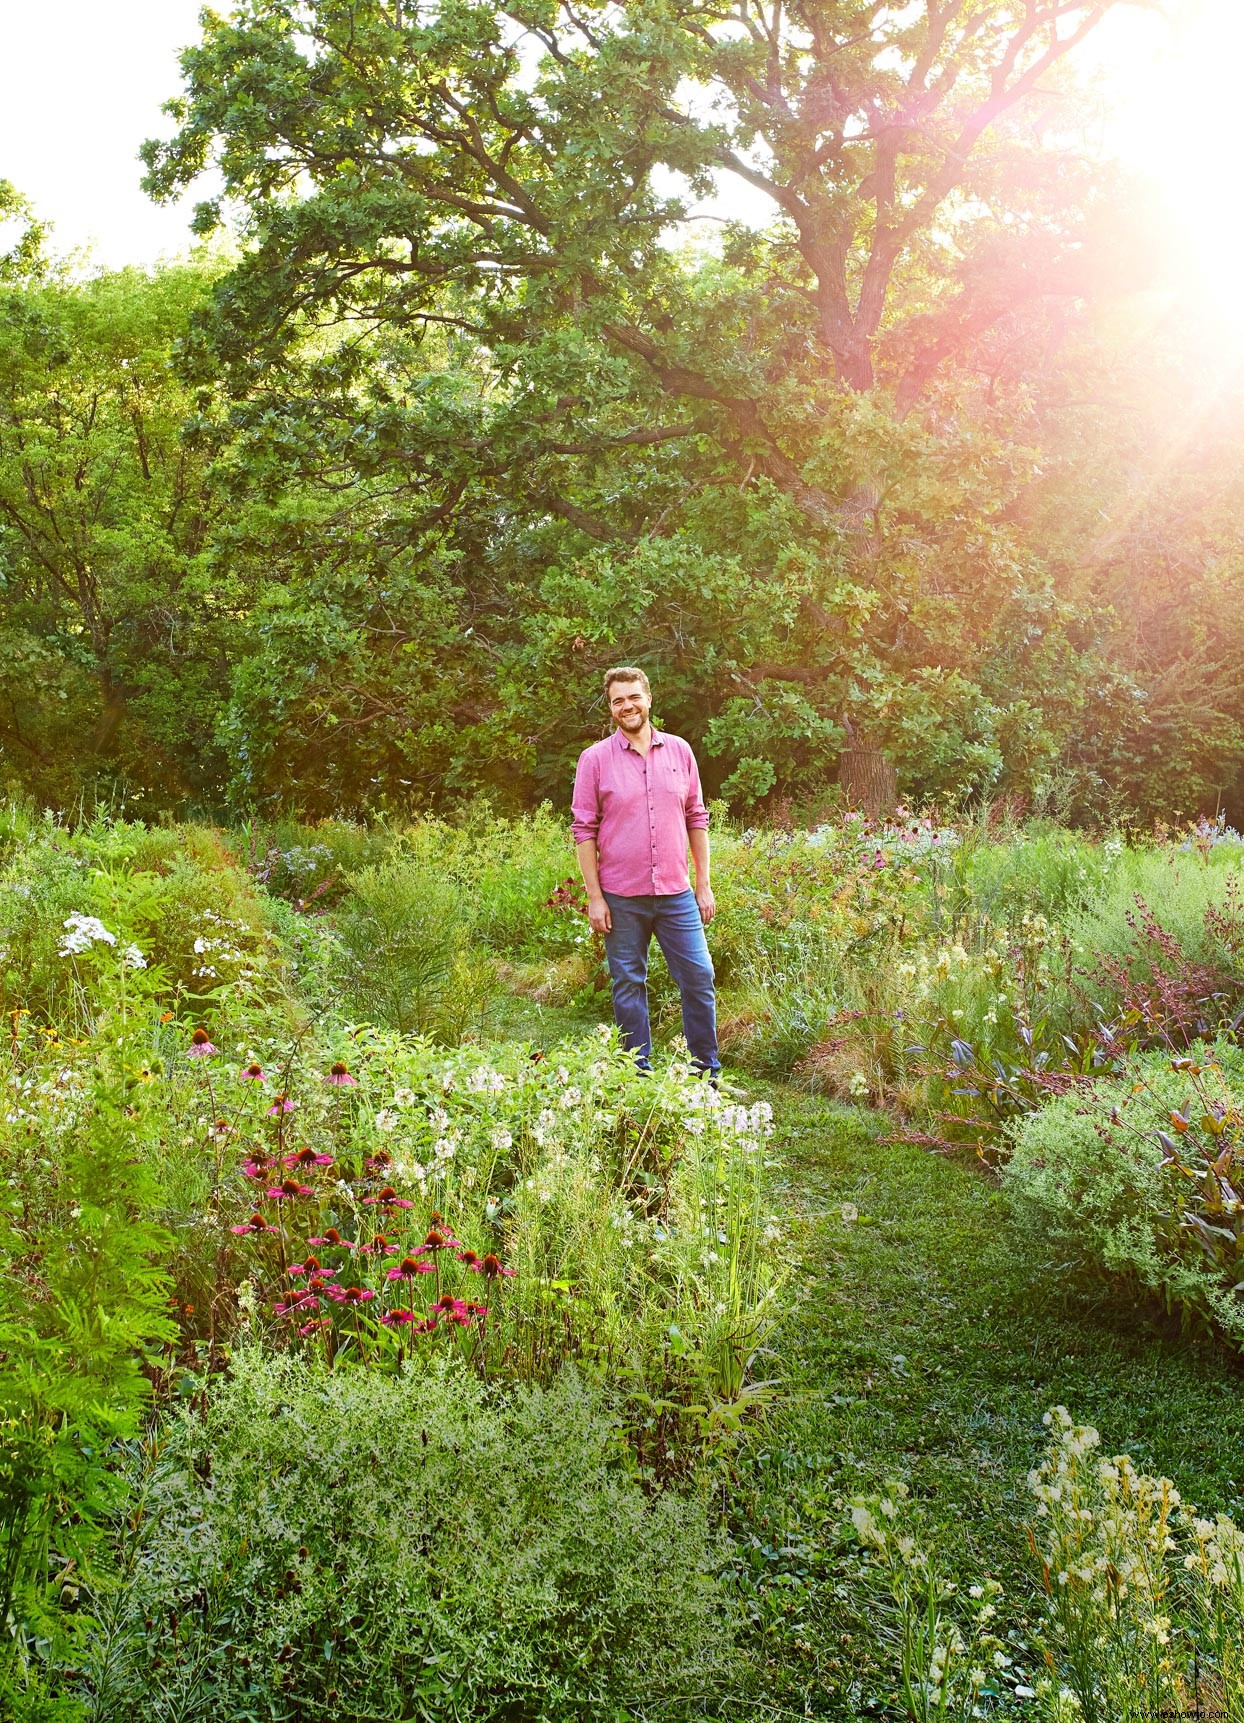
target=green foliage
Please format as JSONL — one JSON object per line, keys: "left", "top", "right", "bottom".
{"left": 1003, "top": 1041, "right": 1244, "bottom": 1348}
{"left": 0, "top": 1015, "right": 175, "bottom": 1698}
{"left": 83, "top": 1355, "right": 737, "bottom": 1721}
{"left": 0, "top": 259, "right": 230, "bottom": 806}
{"left": 0, "top": 817, "right": 287, "bottom": 1028}
{"left": 331, "top": 859, "right": 485, "bottom": 1039}
{"left": 843, "top": 1408, "right": 1244, "bottom": 1722}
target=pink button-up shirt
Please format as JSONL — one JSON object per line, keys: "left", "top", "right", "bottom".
{"left": 571, "top": 728, "right": 709, "bottom": 897}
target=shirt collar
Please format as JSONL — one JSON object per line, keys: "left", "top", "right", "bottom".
{"left": 615, "top": 726, "right": 663, "bottom": 752}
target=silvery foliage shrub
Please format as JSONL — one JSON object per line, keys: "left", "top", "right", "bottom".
{"left": 86, "top": 1353, "right": 735, "bottom": 1721}
{"left": 1002, "top": 1039, "right": 1244, "bottom": 1347}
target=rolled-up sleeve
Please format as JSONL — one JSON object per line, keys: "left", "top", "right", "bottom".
{"left": 684, "top": 745, "right": 709, "bottom": 830}
{"left": 570, "top": 748, "right": 601, "bottom": 845}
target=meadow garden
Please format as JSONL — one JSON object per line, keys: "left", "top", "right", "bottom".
{"left": 7, "top": 0, "right": 1244, "bottom": 1714}
{"left": 2, "top": 798, "right": 1243, "bottom": 1720}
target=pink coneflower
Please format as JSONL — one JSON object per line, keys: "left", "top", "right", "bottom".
{"left": 430, "top": 1292, "right": 471, "bottom": 1326}
{"left": 308, "top": 1226, "right": 353, "bottom": 1249}
{"left": 210, "top": 1118, "right": 235, "bottom": 1140}
{"left": 386, "top": 1255, "right": 434, "bottom": 1282}
{"left": 363, "top": 1150, "right": 392, "bottom": 1175}
{"left": 274, "top": 1291, "right": 319, "bottom": 1318}
{"left": 481, "top": 1253, "right": 517, "bottom": 1280}
{"left": 187, "top": 1027, "right": 218, "bottom": 1058}
{"left": 325, "top": 1284, "right": 376, "bottom": 1306}
{"left": 358, "top": 1232, "right": 400, "bottom": 1257}
{"left": 457, "top": 1249, "right": 483, "bottom": 1271}
{"left": 241, "top": 1062, "right": 265, "bottom": 1081}
{"left": 414, "top": 1226, "right": 461, "bottom": 1254}
{"left": 379, "top": 1309, "right": 437, "bottom": 1330}
{"left": 362, "top": 1185, "right": 413, "bottom": 1210}
{"left": 266, "top": 1178, "right": 314, "bottom": 1200}
{"left": 267, "top": 1094, "right": 296, "bottom": 1116}
{"left": 298, "top": 1317, "right": 331, "bottom": 1338}
{"left": 327, "top": 1061, "right": 358, "bottom": 1088}
{"left": 283, "top": 1145, "right": 333, "bottom": 1170}
{"left": 466, "top": 1302, "right": 489, "bottom": 1321}
{"left": 230, "top": 1212, "right": 271, "bottom": 1235}
{"left": 288, "top": 1256, "right": 336, "bottom": 1279}
{"left": 241, "top": 1156, "right": 276, "bottom": 1181}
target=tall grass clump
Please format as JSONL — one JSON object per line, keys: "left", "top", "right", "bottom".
{"left": 331, "top": 859, "right": 489, "bottom": 1040}
{"left": 1067, "top": 846, "right": 1244, "bottom": 986}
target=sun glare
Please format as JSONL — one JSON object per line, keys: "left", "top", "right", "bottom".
{"left": 1092, "top": 0, "right": 1244, "bottom": 331}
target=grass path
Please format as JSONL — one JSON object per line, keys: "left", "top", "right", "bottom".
{"left": 733, "top": 1085, "right": 1244, "bottom": 1716}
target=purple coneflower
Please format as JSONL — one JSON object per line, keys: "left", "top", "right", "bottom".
{"left": 326, "top": 1284, "right": 376, "bottom": 1306}
{"left": 362, "top": 1185, "right": 413, "bottom": 1210}
{"left": 457, "top": 1249, "right": 483, "bottom": 1271}
{"left": 386, "top": 1311, "right": 439, "bottom": 1332}
{"left": 230, "top": 1212, "right": 271, "bottom": 1235}
{"left": 430, "top": 1292, "right": 471, "bottom": 1326}
{"left": 266, "top": 1178, "right": 314, "bottom": 1201}
{"left": 241, "top": 1156, "right": 275, "bottom": 1181}
{"left": 241, "top": 1062, "right": 265, "bottom": 1081}
{"left": 415, "top": 1226, "right": 461, "bottom": 1254}
{"left": 481, "top": 1253, "right": 517, "bottom": 1280}
{"left": 274, "top": 1291, "right": 319, "bottom": 1318}
{"left": 308, "top": 1226, "right": 353, "bottom": 1249}
{"left": 358, "top": 1232, "right": 400, "bottom": 1256}
{"left": 386, "top": 1255, "right": 434, "bottom": 1282}
{"left": 363, "top": 1150, "right": 392, "bottom": 1175}
{"left": 284, "top": 1145, "right": 333, "bottom": 1169}
{"left": 267, "top": 1093, "right": 297, "bottom": 1116}
{"left": 288, "top": 1255, "right": 336, "bottom": 1279}
{"left": 187, "top": 1027, "right": 218, "bottom": 1058}
{"left": 299, "top": 1317, "right": 331, "bottom": 1338}
{"left": 327, "top": 1061, "right": 358, "bottom": 1088}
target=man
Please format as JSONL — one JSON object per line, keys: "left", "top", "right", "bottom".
{"left": 571, "top": 666, "right": 720, "bottom": 1078}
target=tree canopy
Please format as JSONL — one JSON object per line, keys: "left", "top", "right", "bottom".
{"left": 2, "top": 2, "right": 1243, "bottom": 822}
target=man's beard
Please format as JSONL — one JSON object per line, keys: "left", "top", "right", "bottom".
{"left": 617, "top": 710, "right": 647, "bottom": 730}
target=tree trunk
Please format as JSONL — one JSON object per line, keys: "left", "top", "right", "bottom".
{"left": 839, "top": 747, "right": 896, "bottom": 820}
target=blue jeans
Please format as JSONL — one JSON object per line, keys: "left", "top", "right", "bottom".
{"left": 602, "top": 889, "right": 719, "bottom": 1075}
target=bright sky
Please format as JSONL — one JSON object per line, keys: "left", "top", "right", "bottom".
{"left": 0, "top": 0, "right": 206, "bottom": 269}
{"left": 0, "top": 0, "right": 1237, "bottom": 303}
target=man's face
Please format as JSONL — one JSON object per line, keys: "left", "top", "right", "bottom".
{"left": 608, "top": 680, "right": 651, "bottom": 734}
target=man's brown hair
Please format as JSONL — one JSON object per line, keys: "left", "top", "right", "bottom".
{"left": 604, "top": 665, "right": 651, "bottom": 697}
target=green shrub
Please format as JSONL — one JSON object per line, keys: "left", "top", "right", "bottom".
{"left": 83, "top": 1355, "right": 736, "bottom": 1722}
{"left": 1067, "top": 847, "right": 1244, "bottom": 989}
{"left": 0, "top": 1016, "right": 175, "bottom": 1703}
{"left": 332, "top": 859, "right": 488, "bottom": 1040}
{"left": 0, "top": 822, "right": 288, "bottom": 1027}
{"left": 953, "top": 825, "right": 1110, "bottom": 923}
{"left": 1002, "top": 1039, "right": 1244, "bottom": 1347}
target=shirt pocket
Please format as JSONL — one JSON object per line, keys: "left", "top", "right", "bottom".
{"left": 661, "top": 760, "right": 691, "bottom": 802}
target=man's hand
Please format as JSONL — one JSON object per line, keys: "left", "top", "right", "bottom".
{"left": 696, "top": 885, "right": 716, "bottom": 925}
{"left": 587, "top": 893, "right": 613, "bottom": 935}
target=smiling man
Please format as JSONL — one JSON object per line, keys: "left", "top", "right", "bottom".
{"left": 570, "top": 666, "right": 719, "bottom": 1078}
